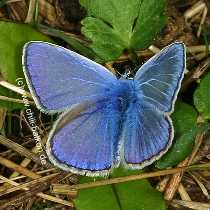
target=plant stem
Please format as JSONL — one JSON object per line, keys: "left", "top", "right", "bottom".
{"left": 128, "top": 50, "right": 140, "bottom": 66}
{"left": 60, "top": 163, "right": 210, "bottom": 190}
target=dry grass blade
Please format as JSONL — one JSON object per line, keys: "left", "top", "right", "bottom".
{"left": 177, "top": 184, "right": 192, "bottom": 201}
{"left": 0, "top": 80, "right": 32, "bottom": 98}
{"left": 0, "top": 108, "right": 6, "bottom": 130}
{"left": 0, "top": 168, "right": 56, "bottom": 184}
{"left": 0, "top": 173, "right": 58, "bottom": 196}
{"left": 184, "top": 1, "right": 206, "bottom": 20}
{"left": 51, "top": 184, "right": 78, "bottom": 197}
{"left": 171, "top": 199, "right": 210, "bottom": 210}
{"left": 25, "top": 0, "right": 38, "bottom": 23}
{"left": 0, "top": 95, "right": 34, "bottom": 104}
{"left": 190, "top": 172, "right": 210, "bottom": 199}
{"left": 0, "top": 135, "right": 46, "bottom": 166}
{"left": 0, "top": 173, "right": 74, "bottom": 209}
{"left": 164, "top": 132, "right": 205, "bottom": 201}
{"left": 187, "top": 45, "right": 210, "bottom": 53}
{"left": 197, "top": 5, "right": 208, "bottom": 37}
{"left": 38, "top": 0, "right": 59, "bottom": 25}
{"left": 0, "top": 156, "right": 41, "bottom": 179}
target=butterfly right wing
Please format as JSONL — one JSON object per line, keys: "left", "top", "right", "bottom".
{"left": 121, "top": 42, "right": 185, "bottom": 168}
{"left": 23, "top": 41, "right": 117, "bottom": 113}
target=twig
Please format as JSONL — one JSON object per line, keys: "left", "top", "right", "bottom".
{"left": 51, "top": 184, "right": 78, "bottom": 197}
{"left": 164, "top": 133, "right": 205, "bottom": 200}
{"left": 187, "top": 133, "right": 205, "bottom": 164}
{"left": 2, "top": 144, "right": 51, "bottom": 188}
{"left": 51, "top": 163, "right": 210, "bottom": 191}
{"left": 164, "top": 158, "right": 189, "bottom": 201}
{"left": 182, "top": 59, "right": 210, "bottom": 91}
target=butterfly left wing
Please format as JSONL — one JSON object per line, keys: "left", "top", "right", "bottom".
{"left": 121, "top": 102, "right": 173, "bottom": 168}
{"left": 46, "top": 99, "right": 122, "bottom": 176}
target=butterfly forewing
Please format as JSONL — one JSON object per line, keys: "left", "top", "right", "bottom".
{"left": 23, "top": 42, "right": 117, "bottom": 113}
{"left": 134, "top": 42, "right": 185, "bottom": 113}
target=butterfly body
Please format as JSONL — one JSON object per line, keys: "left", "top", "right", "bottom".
{"left": 23, "top": 41, "right": 186, "bottom": 176}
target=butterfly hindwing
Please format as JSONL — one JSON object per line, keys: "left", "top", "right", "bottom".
{"left": 121, "top": 101, "right": 173, "bottom": 168}
{"left": 23, "top": 41, "right": 117, "bottom": 113}
{"left": 46, "top": 99, "right": 122, "bottom": 176}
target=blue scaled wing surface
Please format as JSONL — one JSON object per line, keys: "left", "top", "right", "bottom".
{"left": 23, "top": 41, "right": 122, "bottom": 176}
{"left": 46, "top": 99, "right": 122, "bottom": 176}
{"left": 122, "top": 42, "right": 186, "bottom": 168}
{"left": 22, "top": 41, "right": 117, "bottom": 113}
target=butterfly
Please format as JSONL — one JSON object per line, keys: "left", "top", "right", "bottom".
{"left": 22, "top": 41, "right": 186, "bottom": 176}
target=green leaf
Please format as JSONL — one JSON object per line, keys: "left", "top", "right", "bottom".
{"left": 74, "top": 168, "right": 165, "bottom": 210}
{"left": 172, "top": 101, "right": 198, "bottom": 134}
{"left": 194, "top": 72, "right": 210, "bottom": 120}
{"left": 0, "top": 21, "right": 52, "bottom": 110}
{"left": 37, "top": 24, "right": 96, "bottom": 60}
{"left": 74, "top": 177, "right": 121, "bottom": 210}
{"left": 80, "top": 0, "right": 166, "bottom": 61}
{"left": 155, "top": 131, "right": 196, "bottom": 169}
{"left": 156, "top": 101, "right": 198, "bottom": 169}
{"left": 130, "top": 0, "right": 167, "bottom": 49}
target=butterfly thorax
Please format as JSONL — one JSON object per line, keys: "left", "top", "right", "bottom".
{"left": 115, "top": 79, "right": 138, "bottom": 114}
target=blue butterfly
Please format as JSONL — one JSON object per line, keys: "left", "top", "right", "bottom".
{"left": 22, "top": 42, "right": 186, "bottom": 176}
